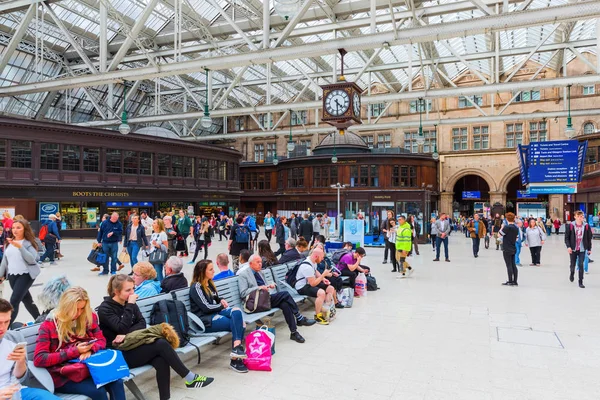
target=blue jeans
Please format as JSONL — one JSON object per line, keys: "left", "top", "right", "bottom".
{"left": 435, "top": 236, "right": 449, "bottom": 260}
{"left": 584, "top": 251, "right": 590, "bottom": 273}
{"left": 102, "top": 242, "right": 119, "bottom": 273}
{"left": 205, "top": 308, "right": 245, "bottom": 345}
{"left": 515, "top": 241, "right": 522, "bottom": 265}
{"left": 56, "top": 378, "right": 125, "bottom": 400}
{"left": 41, "top": 241, "right": 56, "bottom": 262}
{"left": 127, "top": 242, "right": 140, "bottom": 268}
{"left": 547, "top": 228, "right": 551, "bottom": 236}
{"left": 152, "top": 262, "right": 164, "bottom": 281}
{"left": 21, "top": 387, "right": 61, "bottom": 400}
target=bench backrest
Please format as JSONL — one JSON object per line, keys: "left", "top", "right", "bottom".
{"left": 214, "top": 277, "right": 243, "bottom": 309}
{"left": 171, "top": 288, "right": 191, "bottom": 311}
{"left": 137, "top": 293, "right": 173, "bottom": 324}
{"left": 16, "top": 324, "right": 42, "bottom": 360}
{"left": 270, "top": 264, "right": 288, "bottom": 286}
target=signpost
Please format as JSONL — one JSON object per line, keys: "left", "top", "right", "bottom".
{"left": 517, "top": 190, "right": 538, "bottom": 199}
{"left": 39, "top": 202, "right": 59, "bottom": 223}
{"left": 462, "top": 191, "right": 481, "bottom": 200}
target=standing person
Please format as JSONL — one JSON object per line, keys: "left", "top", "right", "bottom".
{"left": 515, "top": 219, "right": 524, "bottom": 267}
{"left": 148, "top": 219, "right": 169, "bottom": 281}
{"left": 98, "top": 275, "right": 213, "bottom": 400}
{"left": 386, "top": 218, "right": 398, "bottom": 272}
{"left": 500, "top": 213, "right": 519, "bottom": 286}
{"left": 546, "top": 217, "right": 553, "bottom": 236}
{"left": 55, "top": 212, "right": 64, "bottom": 259}
{"left": 0, "top": 219, "right": 41, "bottom": 324}
{"left": 163, "top": 216, "right": 177, "bottom": 257}
{"left": 492, "top": 214, "right": 503, "bottom": 250}
{"left": 263, "top": 212, "right": 275, "bottom": 242}
{"left": 228, "top": 216, "right": 251, "bottom": 273}
{"left": 395, "top": 215, "right": 413, "bottom": 277}
{"left": 218, "top": 215, "right": 228, "bottom": 241}
{"left": 554, "top": 218, "right": 561, "bottom": 234}
{"left": 96, "top": 212, "right": 123, "bottom": 276}
{"left": 428, "top": 217, "right": 438, "bottom": 252}
{"left": 467, "top": 214, "right": 487, "bottom": 258}
{"left": 433, "top": 213, "right": 451, "bottom": 262}
{"left": 190, "top": 219, "right": 211, "bottom": 264}
{"left": 298, "top": 214, "right": 313, "bottom": 242}
{"left": 274, "top": 216, "right": 287, "bottom": 257}
{"left": 122, "top": 214, "right": 148, "bottom": 274}
{"left": 140, "top": 211, "right": 154, "bottom": 244}
{"left": 189, "top": 260, "right": 248, "bottom": 373}
{"left": 175, "top": 210, "right": 192, "bottom": 257}
{"left": 33, "top": 287, "right": 126, "bottom": 399}
{"left": 1, "top": 212, "right": 13, "bottom": 231}
{"left": 565, "top": 210, "right": 592, "bottom": 289}
{"left": 310, "top": 214, "right": 322, "bottom": 247}
{"left": 322, "top": 214, "right": 331, "bottom": 240}
{"left": 290, "top": 213, "right": 298, "bottom": 239}
{"left": 39, "top": 214, "right": 61, "bottom": 266}
{"left": 525, "top": 218, "right": 546, "bottom": 266}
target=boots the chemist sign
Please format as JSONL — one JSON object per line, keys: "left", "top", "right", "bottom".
{"left": 72, "top": 191, "right": 130, "bottom": 197}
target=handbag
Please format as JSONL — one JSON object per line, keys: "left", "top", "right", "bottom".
{"left": 82, "top": 349, "right": 129, "bottom": 388}
{"left": 118, "top": 251, "right": 130, "bottom": 265}
{"left": 149, "top": 248, "right": 168, "bottom": 264}
{"left": 243, "top": 288, "right": 271, "bottom": 314}
{"left": 58, "top": 361, "right": 90, "bottom": 383}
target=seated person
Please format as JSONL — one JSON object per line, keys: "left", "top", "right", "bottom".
{"left": 234, "top": 249, "right": 251, "bottom": 275}
{"left": 294, "top": 248, "right": 336, "bottom": 325}
{"left": 160, "top": 256, "right": 188, "bottom": 293}
{"left": 35, "top": 275, "right": 72, "bottom": 323}
{"left": 238, "top": 255, "right": 315, "bottom": 343}
{"left": 336, "top": 246, "right": 368, "bottom": 287}
{"left": 258, "top": 240, "right": 278, "bottom": 267}
{"left": 296, "top": 237, "right": 310, "bottom": 258}
{"left": 98, "top": 275, "right": 213, "bottom": 400}
{"left": 0, "top": 299, "right": 61, "bottom": 400}
{"left": 132, "top": 262, "right": 161, "bottom": 299}
{"left": 310, "top": 235, "right": 327, "bottom": 251}
{"left": 34, "top": 287, "right": 126, "bottom": 400}
{"left": 278, "top": 237, "right": 301, "bottom": 264}
{"left": 213, "top": 253, "right": 235, "bottom": 281}
{"left": 189, "top": 260, "right": 248, "bottom": 373}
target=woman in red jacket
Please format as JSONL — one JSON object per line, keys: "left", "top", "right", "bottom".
{"left": 34, "top": 287, "right": 126, "bottom": 400}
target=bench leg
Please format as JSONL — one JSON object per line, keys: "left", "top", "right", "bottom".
{"left": 125, "top": 380, "right": 147, "bottom": 400}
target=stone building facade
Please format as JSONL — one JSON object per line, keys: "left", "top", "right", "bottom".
{"left": 226, "top": 54, "right": 599, "bottom": 219}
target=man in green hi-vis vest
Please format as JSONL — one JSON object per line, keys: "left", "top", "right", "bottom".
{"left": 395, "top": 215, "right": 413, "bottom": 278}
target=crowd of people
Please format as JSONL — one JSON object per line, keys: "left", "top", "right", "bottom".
{"left": 0, "top": 210, "right": 378, "bottom": 399}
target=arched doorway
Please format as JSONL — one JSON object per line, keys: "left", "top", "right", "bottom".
{"left": 453, "top": 175, "right": 490, "bottom": 217}
{"left": 505, "top": 175, "right": 548, "bottom": 218}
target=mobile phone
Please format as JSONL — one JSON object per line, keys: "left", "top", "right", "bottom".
{"left": 86, "top": 339, "right": 99, "bottom": 345}
{"left": 14, "top": 342, "right": 27, "bottom": 350}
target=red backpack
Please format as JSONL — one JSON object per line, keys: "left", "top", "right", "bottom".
{"left": 39, "top": 224, "right": 48, "bottom": 240}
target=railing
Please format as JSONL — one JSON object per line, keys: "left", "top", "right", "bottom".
{"left": 584, "top": 162, "right": 600, "bottom": 175}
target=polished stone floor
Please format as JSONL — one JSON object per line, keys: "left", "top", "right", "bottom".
{"left": 4, "top": 231, "right": 599, "bottom": 400}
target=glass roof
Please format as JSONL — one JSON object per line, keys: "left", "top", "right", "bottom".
{"left": 0, "top": 0, "right": 596, "bottom": 135}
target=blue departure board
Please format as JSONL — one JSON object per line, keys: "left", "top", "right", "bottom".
{"left": 462, "top": 191, "right": 481, "bottom": 200}
{"left": 528, "top": 140, "right": 579, "bottom": 183}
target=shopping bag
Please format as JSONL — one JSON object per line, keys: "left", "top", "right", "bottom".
{"left": 118, "top": 251, "right": 130, "bottom": 265}
{"left": 83, "top": 349, "right": 129, "bottom": 388}
{"left": 87, "top": 249, "right": 101, "bottom": 265}
{"left": 338, "top": 288, "right": 354, "bottom": 308}
{"left": 243, "top": 330, "right": 272, "bottom": 371}
{"left": 257, "top": 324, "right": 276, "bottom": 355}
{"left": 355, "top": 272, "right": 367, "bottom": 297}
{"left": 189, "top": 241, "right": 197, "bottom": 254}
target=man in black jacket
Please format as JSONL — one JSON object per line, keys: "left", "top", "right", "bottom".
{"left": 298, "top": 214, "right": 313, "bottom": 240}
{"left": 565, "top": 210, "right": 592, "bottom": 289}
{"left": 274, "top": 216, "right": 287, "bottom": 257}
{"left": 278, "top": 237, "right": 302, "bottom": 264}
{"left": 161, "top": 256, "right": 188, "bottom": 293}
{"left": 500, "top": 212, "right": 519, "bottom": 286}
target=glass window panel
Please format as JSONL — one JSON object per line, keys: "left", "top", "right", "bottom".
{"left": 0, "top": 140, "right": 6, "bottom": 167}
{"left": 209, "top": 160, "right": 218, "bottom": 180}
{"left": 172, "top": 156, "right": 183, "bottom": 177}
{"left": 11, "top": 141, "right": 31, "bottom": 169}
{"left": 123, "top": 151, "right": 138, "bottom": 174}
{"left": 183, "top": 157, "right": 194, "bottom": 178}
{"left": 106, "top": 149, "right": 121, "bottom": 173}
{"left": 198, "top": 159, "right": 208, "bottom": 179}
{"left": 158, "top": 154, "right": 170, "bottom": 176}
{"left": 62, "top": 145, "right": 81, "bottom": 171}
{"left": 41, "top": 143, "right": 60, "bottom": 170}
{"left": 83, "top": 148, "right": 99, "bottom": 172}
{"left": 140, "top": 152, "right": 152, "bottom": 175}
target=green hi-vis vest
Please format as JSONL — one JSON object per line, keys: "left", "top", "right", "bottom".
{"left": 395, "top": 222, "right": 413, "bottom": 252}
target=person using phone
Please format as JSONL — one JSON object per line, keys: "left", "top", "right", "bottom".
{"left": 0, "top": 298, "right": 60, "bottom": 399}
{"left": 34, "top": 287, "right": 126, "bottom": 400}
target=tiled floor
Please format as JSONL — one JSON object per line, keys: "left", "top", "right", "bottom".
{"left": 5, "top": 232, "right": 600, "bottom": 399}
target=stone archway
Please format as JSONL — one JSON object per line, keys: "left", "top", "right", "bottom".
{"left": 498, "top": 167, "right": 522, "bottom": 193}
{"left": 445, "top": 168, "right": 498, "bottom": 193}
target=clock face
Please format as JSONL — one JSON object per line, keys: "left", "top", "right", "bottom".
{"left": 353, "top": 93, "right": 361, "bottom": 117}
{"left": 325, "top": 89, "right": 350, "bottom": 116}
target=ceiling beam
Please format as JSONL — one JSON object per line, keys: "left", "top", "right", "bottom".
{"left": 0, "top": 4, "right": 35, "bottom": 76}
{"left": 4, "top": 1, "right": 599, "bottom": 97}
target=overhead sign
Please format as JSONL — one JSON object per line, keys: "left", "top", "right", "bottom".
{"left": 462, "top": 191, "right": 481, "bottom": 200}
{"left": 528, "top": 140, "right": 579, "bottom": 183}
{"left": 528, "top": 184, "right": 577, "bottom": 194}
{"left": 39, "top": 202, "right": 59, "bottom": 223}
{"left": 517, "top": 190, "right": 538, "bottom": 199}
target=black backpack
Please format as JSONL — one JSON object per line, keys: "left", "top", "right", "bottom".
{"left": 234, "top": 225, "right": 250, "bottom": 244}
{"left": 285, "top": 260, "right": 309, "bottom": 288}
{"left": 150, "top": 299, "right": 190, "bottom": 347}
{"left": 366, "top": 275, "right": 379, "bottom": 291}
{"left": 331, "top": 249, "right": 352, "bottom": 265}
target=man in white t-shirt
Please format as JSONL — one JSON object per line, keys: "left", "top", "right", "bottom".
{"left": 0, "top": 299, "right": 61, "bottom": 399}
{"left": 294, "top": 248, "right": 335, "bottom": 325}
{"left": 140, "top": 211, "right": 154, "bottom": 243}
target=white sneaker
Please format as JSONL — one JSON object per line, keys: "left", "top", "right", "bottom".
{"left": 407, "top": 268, "right": 414, "bottom": 277}
{"left": 396, "top": 274, "right": 406, "bottom": 279}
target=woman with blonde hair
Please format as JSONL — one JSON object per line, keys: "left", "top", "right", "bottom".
{"left": 34, "top": 287, "right": 126, "bottom": 400}
{"left": 149, "top": 219, "right": 169, "bottom": 281}
{"left": 132, "top": 261, "right": 161, "bottom": 299}
{"left": 0, "top": 218, "right": 41, "bottom": 324}
{"left": 2, "top": 212, "right": 13, "bottom": 231}
{"left": 189, "top": 260, "right": 247, "bottom": 373}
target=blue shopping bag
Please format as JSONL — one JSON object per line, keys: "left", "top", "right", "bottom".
{"left": 83, "top": 349, "right": 129, "bottom": 388}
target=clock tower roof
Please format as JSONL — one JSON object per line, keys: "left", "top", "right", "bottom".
{"left": 312, "top": 131, "right": 370, "bottom": 155}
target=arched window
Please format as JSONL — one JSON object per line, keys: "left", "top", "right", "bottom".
{"left": 584, "top": 123, "right": 596, "bottom": 135}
